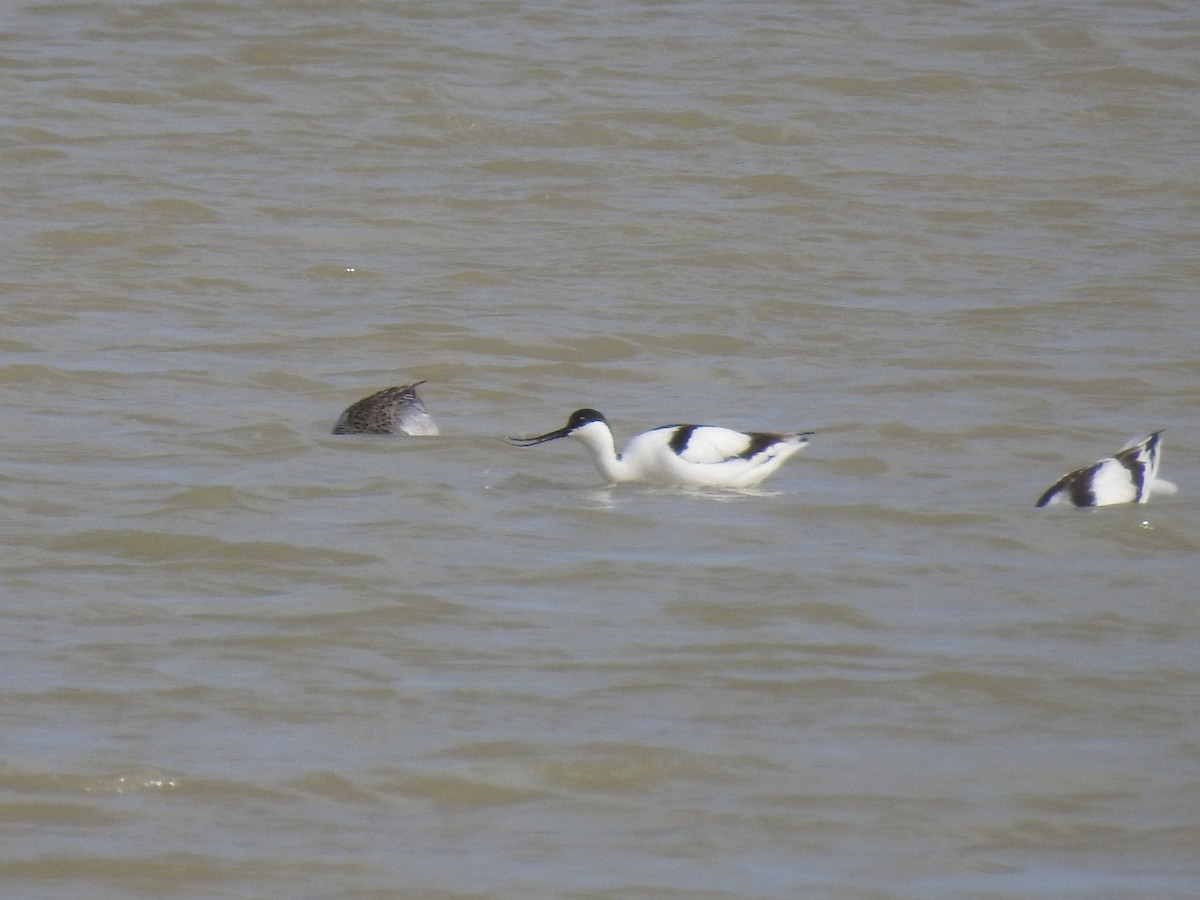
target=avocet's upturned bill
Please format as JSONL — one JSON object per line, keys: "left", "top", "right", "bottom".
{"left": 333, "top": 382, "right": 439, "bottom": 435}
{"left": 1035, "top": 431, "right": 1176, "bottom": 508}
{"left": 507, "top": 408, "right": 812, "bottom": 488}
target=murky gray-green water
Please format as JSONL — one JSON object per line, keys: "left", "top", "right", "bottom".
{"left": 3, "top": 1, "right": 1199, "bottom": 897}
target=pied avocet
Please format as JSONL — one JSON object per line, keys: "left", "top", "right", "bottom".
{"left": 1036, "top": 431, "right": 1176, "bottom": 508}
{"left": 507, "top": 408, "right": 812, "bottom": 488}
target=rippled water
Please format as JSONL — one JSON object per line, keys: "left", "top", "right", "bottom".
{"left": 4, "top": 1, "right": 1200, "bottom": 897}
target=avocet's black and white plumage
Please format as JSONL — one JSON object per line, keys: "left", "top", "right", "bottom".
{"left": 1035, "top": 431, "right": 1176, "bottom": 508}
{"left": 333, "top": 382, "right": 439, "bottom": 435}
{"left": 507, "top": 408, "right": 812, "bottom": 488}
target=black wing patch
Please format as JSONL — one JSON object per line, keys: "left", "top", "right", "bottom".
{"left": 1035, "top": 464, "right": 1099, "bottom": 508}
{"left": 668, "top": 425, "right": 698, "bottom": 456}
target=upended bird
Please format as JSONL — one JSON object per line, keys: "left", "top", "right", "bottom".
{"left": 333, "top": 382, "right": 439, "bottom": 435}
{"left": 1036, "top": 431, "right": 1176, "bottom": 508}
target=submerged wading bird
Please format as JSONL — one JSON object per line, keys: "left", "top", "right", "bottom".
{"left": 1035, "top": 431, "right": 1176, "bottom": 508}
{"left": 507, "top": 408, "right": 812, "bottom": 488}
{"left": 332, "top": 382, "right": 439, "bottom": 435}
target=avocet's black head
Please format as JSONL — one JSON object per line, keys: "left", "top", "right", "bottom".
{"left": 507, "top": 408, "right": 608, "bottom": 446}
{"left": 565, "top": 408, "right": 607, "bottom": 430}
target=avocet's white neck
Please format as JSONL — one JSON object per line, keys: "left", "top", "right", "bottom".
{"left": 570, "top": 420, "right": 631, "bottom": 483}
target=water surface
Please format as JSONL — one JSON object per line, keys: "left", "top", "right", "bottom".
{"left": 3, "top": 1, "right": 1199, "bottom": 897}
